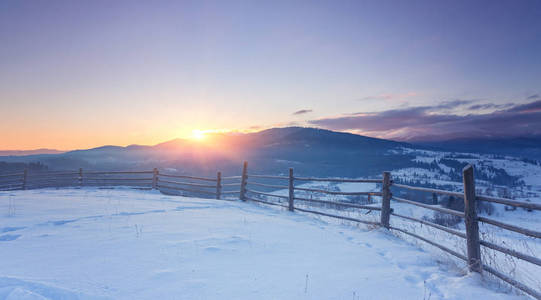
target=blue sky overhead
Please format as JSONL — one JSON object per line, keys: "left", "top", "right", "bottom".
{"left": 1, "top": 0, "right": 540, "bottom": 149}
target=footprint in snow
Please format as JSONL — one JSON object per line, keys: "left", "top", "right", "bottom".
{"left": 403, "top": 275, "right": 418, "bottom": 284}
{"left": 1, "top": 226, "right": 26, "bottom": 233}
{"left": 51, "top": 219, "right": 77, "bottom": 226}
{"left": 0, "top": 234, "right": 21, "bottom": 241}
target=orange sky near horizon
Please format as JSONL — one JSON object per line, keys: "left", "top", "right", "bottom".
{"left": 0, "top": 125, "right": 260, "bottom": 151}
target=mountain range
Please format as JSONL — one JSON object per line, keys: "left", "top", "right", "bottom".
{"left": 1, "top": 127, "right": 540, "bottom": 180}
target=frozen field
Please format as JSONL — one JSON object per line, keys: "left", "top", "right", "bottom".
{"left": 0, "top": 188, "right": 528, "bottom": 299}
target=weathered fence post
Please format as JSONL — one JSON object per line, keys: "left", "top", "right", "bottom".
{"left": 79, "top": 168, "right": 83, "bottom": 187}
{"left": 216, "top": 171, "right": 222, "bottom": 200}
{"left": 288, "top": 168, "right": 294, "bottom": 211}
{"left": 380, "top": 171, "right": 391, "bottom": 229}
{"left": 462, "top": 164, "right": 482, "bottom": 273}
{"left": 22, "top": 168, "right": 28, "bottom": 190}
{"left": 240, "top": 161, "right": 248, "bottom": 201}
{"left": 152, "top": 168, "right": 159, "bottom": 190}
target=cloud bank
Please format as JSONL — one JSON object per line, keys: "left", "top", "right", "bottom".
{"left": 309, "top": 100, "right": 541, "bottom": 141}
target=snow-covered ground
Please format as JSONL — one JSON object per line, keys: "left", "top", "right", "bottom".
{"left": 0, "top": 188, "right": 529, "bottom": 300}
{"left": 278, "top": 179, "right": 540, "bottom": 296}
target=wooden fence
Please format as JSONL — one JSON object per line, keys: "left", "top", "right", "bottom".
{"left": 0, "top": 163, "right": 539, "bottom": 299}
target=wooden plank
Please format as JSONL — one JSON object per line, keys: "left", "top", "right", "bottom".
{"left": 220, "top": 190, "right": 240, "bottom": 194}
{"left": 248, "top": 174, "right": 289, "bottom": 180}
{"left": 83, "top": 171, "right": 154, "bottom": 175}
{"left": 0, "top": 173, "right": 24, "bottom": 178}
{"left": 84, "top": 178, "right": 153, "bottom": 181}
{"left": 294, "top": 207, "right": 380, "bottom": 226}
{"left": 288, "top": 168, "right": 294, "bottom": 211}
{"left": 463, "top": 164, "right": 482, "bottom": 273}
{"left": 24, "top": 179, "right": 78, "bottom": 185}
{"left": 245, "top": 189, "right": 289, "bottom": 200}
{"left": 25, "top": 177, "right": 78, "bottom": 183}
{"left": 476, "top": 195, "right": 541, "bottom": 211}
{"left": 0, "top": 183, "right": 22, "bottom": 189}
{"left": 22, "top": 169, "right": 27, "bottom": 190}
{"left": 392, "top": 183, "right": 464, "bottom": 198}
{"left": 391, "top": 212, "right": 466, "bottom": 238}
{"left": 152, "top": 168, "right": 158, "bottom": 189}
{"left": 156, "top": 184, "right": 217, "bottom": 195}
{"left": 158, "top": 173, "right": 217, "bottom": 182}
{"left": 244, "top": 196, "right": 288, "bottom": 208}
{"left": 0, "top": 186, "right": 22, "bottom": 191}
{"left": 479, "top": 239, "right": 541, "bottom": 267}
{"left": 392, "top": 196, "right": 465, "bottom": 218}
{"left": 482, "top": 265, "right": 541, "bottom": 300}
{"left": 0, "top": 178, "right": 23, "bottom": 184}
{"left": 240, "top": 161, "right": 248, "bottom": 201}
{"left": 26, "top": 172, "right": 79, "bottom": 177}
{"left": 157, "top": 173, "right": 217, "bottom": 181}
{"left": 294, "top": 196, "right": 382, "bottom": 211}
{"left": 294, "top": 177, "right": 382, "bottom": 183}
{"left": 478, "top": 216, "right": 541, "bottom": 239}
{"left": 221, "top": 183, "right": 240, "bottom": 187}
{"left": 159, "top": 179, "right": 216, "bottom": 188}
{"left": 294, "top": 186, "right": 381, "bottom": 196}
{"left": 216, "top": 172, "right": 222, "bottom": 200}
{"left": 248, "top": 182, "right": 289, "bottom": 189}
{"left": 221, "top": 175, "right": 242, "bottom": 180}
{"left": 380, "top": 171, "right": 391, "bottom": 229}
{"left": 390, "top": 226, "right": 468, "bottom": 261}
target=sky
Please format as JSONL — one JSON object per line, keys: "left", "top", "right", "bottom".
{"left": 1, "top": 0, "right": 540, "bottom": 150}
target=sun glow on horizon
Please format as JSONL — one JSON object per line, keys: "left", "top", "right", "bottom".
{"left": 191, "top": 129, "right": 206, "bottom": 141}
{"left": 188, "top": 128, "right": 233, "bottom": 141}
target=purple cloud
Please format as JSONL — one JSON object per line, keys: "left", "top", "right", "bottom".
{"left": 468, "top": 103, "right": 513, "bottom": 110}
{"left": 309, "top": 100, "right": 541, "bottom": 141}
{"left": 293, "top": 109, "right": 313, "bottom": 115}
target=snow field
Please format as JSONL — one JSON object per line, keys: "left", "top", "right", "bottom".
{"left": 0, "top": 188, "right": 530, "bottom": 299}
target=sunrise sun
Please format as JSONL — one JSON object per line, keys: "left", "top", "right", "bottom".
{"left": 191, "top": 129, "right": 206, "bottom": 141}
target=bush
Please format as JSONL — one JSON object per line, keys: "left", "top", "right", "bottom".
{"left": 425, "top": 212, "right": 461, "bottom": 228}
{"left": 440, "top": 195, "right": 494, "bottom": 216}
{"left": 441, "top": 196, "right": 464, "bottom": 212}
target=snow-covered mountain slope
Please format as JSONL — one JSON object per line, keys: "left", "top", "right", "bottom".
{"left": 389, "top": 147, "right": 541, "bottom": 203}
{"left": 0, "top": 188, "right": 526, "bottom": 300}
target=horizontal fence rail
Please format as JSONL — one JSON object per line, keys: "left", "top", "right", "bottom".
{"left": 294, "top": 176, "right": 383, "bottom": 183}
{"left": 246, "top": 189, "right": 289, "bottom": 200}
{"left": 392, "top": 183, "right": 465, "bottom": 198}
{"left": 477, "top": 216, "right": 541, "bottom": 239}
{"left": 157, "top": 184, "right": 217, "bottom": 195}
{"left": 476, "top": 194, "right": 541, "bottom": 211}
{"left": 294, "top": 186, "right": 381, "bottom": 196}
{"left": 1, "top": 162, "right": 539, "bottom": 299}
{"left": 294, "top": 206, "right": 381, "bottom": 226}
{"left": 389, "top": 226, "right": 468, "bottom": 261}
{"left": 158, "top": 173, "right": 217, "bottom": 182}
{"left": 248, "top": 181, "right": 289, "bottom": 189}
{"left": 0, "top": 172, "right": 24, "bottom": 178}
{"left": 390, "top": 212, "right": 466, "bottom": 238}
{"left": 391, "top": 196, "right": 466, "bottom": 218}
{"left": 158, "top": 179, "right": 217, "bottom": 188}
{"left": 294, "top": 196, "right": 382, "bottom": 211}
